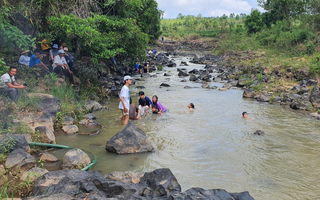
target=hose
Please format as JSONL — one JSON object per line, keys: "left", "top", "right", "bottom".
{"left": 28, "top": 142, "right": 97, "bottom": 171}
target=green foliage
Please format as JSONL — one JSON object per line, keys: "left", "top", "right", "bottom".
{"left": 44, "top": 73, "right": 58, "bottom": 88}
{"left": 257, "top": 73, "right": 263, "bottom": 82}
{"left": 0, "top": 58, "right": 9, "bottom": 76}
{"left": 44, "top": 14, "right": 148, "bottom": 62}
{"left": 244, "top": 10, "right": 263, "bottom": 34}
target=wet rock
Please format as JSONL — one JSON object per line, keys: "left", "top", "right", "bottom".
{"left": 178, "top": 71, "right": 188, "bottom": 77}
{"left": 310, "top": 86, "right": 320, "bottom": 108}
{"left": 62, "top": 125, "right": 79, "bottom": 135}
{"left": 35, "top": 126, "right": 56, "bottom": 144}
{"left": 84, "top": 113, "right": 96, "bottom": 120}
{"left": 84, "top": 100, "right": 103, "bottom": 111}
{"left": 39, "top": 152, "right": 58, "bottom": 162}
{"left": 0, "top": 134, "right": 30, "bottom": 153}
{"left": 180, "top": 79, "right": 187, "bottom": 82}
{"left": 5, "top": 149, "right": 36, "bottom": 173}
{"left": 160, "top": 83, "right": 171, "bottom": 87}
{"left": 257, "top": 95, "right": 271, "bottom": 102}
{"left": 201, "top": 83, "right": 210, "bottom": 88}
{"left": 24, "top": 193, "right": 74, "bottom": 200}
{"left": 189, "top": 74, "right": 198, "bottom": 81}
{"left": 243, "top": 89, "right": 256, "bottom": 98}
{"left": 219, "top": 88, "right": 228, "bottom": 91}
{"left": 273, "top": 97, "right": 283, "bottom": 103}
{"left": 188, "top": 69, "right": 199, "bottom": 74}
{"left": 20, "top": 167, "right": 48, "bottom": 182}
{"left": 63, "top": 116, "right": 74, "bottom": 126}
{"left": 164, "top": 73, "right": 171, "bottom": 76}
{"left": 213, "top": 77, "right": 221, "bottom": 82}
{"left": 105, "top": 123, "right": 154, "bottom": 154}
{"left": 135, "top": 86, "right": 145, "bottom": 89}
{"left": 211, "top": 86, "right": 218, "bottom": 89}
{"left": 105, "top": 171, "right": 145, "bottom": 184}
{"left": 184, "top": 86, "right": 193, "bottom": 89}
{"left": 62, "top": 148, "right": 91, "bottom": 169}
{"left": 308, "top": 112, "right": 320, "bottom": 120}
{"left": 180, "top": 61, "right": 188, "bottom": 66}
{"left": 79, "top": 119, "right": 102, "bottom": 129}
{"left": 254, "top": 130, "right": 265, "bottom": 135}
{"left": 237, "top": 79, "right": 247, "bottom": 87}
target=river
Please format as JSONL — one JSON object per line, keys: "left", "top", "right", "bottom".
{"left": 55, "top": 56, "right": 320, "bottom": 200}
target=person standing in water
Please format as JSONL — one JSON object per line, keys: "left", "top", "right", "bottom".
{"left": 119, "top": 76, "right": 133, "bottom": 125}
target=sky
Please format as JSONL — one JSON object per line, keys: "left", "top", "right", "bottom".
{"left": 156, "top": 0, "right": 263, "bottom": 19}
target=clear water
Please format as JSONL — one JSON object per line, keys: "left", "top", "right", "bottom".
{"left": 55, "top": 57, "right": 320, "bottom": 200}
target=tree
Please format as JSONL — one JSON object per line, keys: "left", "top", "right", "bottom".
{"left": 235, "top": 14, "right": 240, "bottom": 20}
{"left": 221, "top": 14, "right": 228, "bottom": 19}
{"left": 177, "top": 13, "right": 184, "bottom": 19}
{"left": 197, "top": 13, "right": 202, "bottom": 19}
{"left": 229, "top": 13, "right": 235, "bottom": 18}
{"left": 244, "top": 9, "right": 263, "bottom": 34}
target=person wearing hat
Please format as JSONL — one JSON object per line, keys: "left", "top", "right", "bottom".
{"left": 49, "top": 44, "right": 59, "bottom": 67}
{"left": 53, "top": 49, "right": 74, "bottom": 85}
{"left": 63, "top": 47, "right": 74, "bottom": 72}
{"left": 41, "top": 39, "right": 50, "bottom": 52}
{"left": 29, "top": 49, "right": 48, "bottom": 71}
{"left": 119, "top": 75, "right": 133, "bottom": 125}
{"left": 19, "top": 50, "right": 30, "bottom": 67}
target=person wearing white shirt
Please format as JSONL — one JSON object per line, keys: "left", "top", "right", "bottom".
{"left": 53, "top": 49, "right": 74, "bottom": 84}
{"left": 19, "top": 50, "right": 30, "bottom": 67}
{"left": 0, "top": 67, "right": 26, "bottom": 101}
{"left": 118, "top": 76, "right": 133, "bottom": 125}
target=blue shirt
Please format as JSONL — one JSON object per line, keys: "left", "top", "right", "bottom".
{"left": 135, "top": 63, "right": 139, "bottom": 69}
{"left": 29, "top": 55, "right": 41, "bottom": 68}
{"left": 19, "top": 55, "right": 30, "bottom": 66}
{"left": 139, "top": 96, "right": 153, "bottom": 107}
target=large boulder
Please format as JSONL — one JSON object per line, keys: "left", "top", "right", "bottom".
{"left": 24, "top": 193, "right": 74, "bottom": 200}
{"left": 35, "top": 126, "right": 56, "bottom": 144}
{"left": 0, "top": 134, "right": 30, "bottom": 153}
{"left": 5, "top": 149, "right": 36, "bottom": 173}
{"left": 84, "top": 100, "right": 103, "bottom": 111}
{"left": 28, "top": 93, "right": 61, "bottom": 117}
{"left": 243, "top": 89, "right": 256, "bottom": 98}
{"left": 20, "top": 113, "right": 54, "bottom": 132}
{"left": 105, "top": 123, "right": 154, "bottom": 154}
{"left": 105, "top": 171, "right": 145, "bottom": 184}
{"left": 62, "top": 148, "right": 91, "bottom": 169}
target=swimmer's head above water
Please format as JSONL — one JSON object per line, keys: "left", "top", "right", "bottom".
{"left": 188, "top": 103, "right": 194, "bottom": 109}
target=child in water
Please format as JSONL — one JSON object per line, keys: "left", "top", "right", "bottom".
{"left": 152, "top": 95, "right": 166, "bottom": 114}
{"left": 139, "top": 99, "right": 149, "bottom": 116}
{"left": 188, "top": 103, "right": 195, "bottom": 110}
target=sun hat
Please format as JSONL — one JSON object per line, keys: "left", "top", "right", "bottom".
{"left": 58, "top": 50, "right": 65, "bottom": 54}
{"left": 53, "top": 44, "right": 58, "bottom": 49}
{"left": 63, "top": 47, "right": 69, "bottom": 51}
{"left": 21, "top": 50, "right": 30, "bottom": 55}
{"left": 124, "top": 76, "right": 133, "bottom": 81}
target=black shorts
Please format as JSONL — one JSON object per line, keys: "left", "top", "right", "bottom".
{"left": 144, "top": 68, "right": 147, "bottom": 73}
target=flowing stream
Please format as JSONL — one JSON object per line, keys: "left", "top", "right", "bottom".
{"left": 55, "top": 56, "right": 320, "bottom": 200}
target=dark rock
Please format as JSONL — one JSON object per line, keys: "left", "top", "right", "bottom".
{"left": 188, "top": 69, "right": 199, "bottom": 74}
{"left": 164, "top": 73, "right": 171, "bottom": 77}
{"left": 160, "top": 83, "right": 171, "bottom": 87}
{"left": 33, "top": 93, "right": 61, "bottom": 117}
{"left": 0, "top": 134, "right": 30, "bottom": 153}
{"left": 253, "top": 130, "right": 265, "bottom": 135}
{"left": 178, "top": 71, "right": 188, "bottom": 77}
{"left": 79, "top": 119, "right": 102, "bottom": 129}
{"left": 180, "top": 61, "right": 188, "bottom": 66}
{"left": 105, "top": 123, "right": 154, "bottom": 154}
{"left": 273, "top": 97, "right": 283, "bottom": 103}
{"left": 309, "top": 86, "right": 320, "bottom": 108}
{"left": 105, "top": 171, "right": 145, "bottom": 184}
{"left": 35, "top": 126, "right": 56, "bottom": 144}
{"left": 237, "top": 79, "right": 247, "bottom": 87}
{"left": 63, "top": 116, "right": 74, "bottom": 125}
{"left": 5, "top": 149, "right": 36, "bottom": 173}
{"left": 189, "top": 75, "right": 198, "bottom": 82}
{"left": 294, "top": 68, "right": 309, "bottom": 80}
{"left": 20, "top": 167, "right": 48, "bottom": 182}
{"left": 24, "top": 193, "right": 74, "bottom": 200}
{"left": 180, "top": 80, "right": 187, "bottom": 82}
{"left": 257, "top": 95, "right": 271, "bottom": 102}
{"left": 135, "top": 86, "right": 145, "bottom": 89}
{"left": 243, "top": 89, "right": 256, "bottom": 98}
{"left": 84, "top": 113, "right": 96, "bottom": 120}
{"left": 62, "top": 148, "right": 91, "bottom": 169}
{"left": 184, "top": 86, "right": 193, "bottom": 89}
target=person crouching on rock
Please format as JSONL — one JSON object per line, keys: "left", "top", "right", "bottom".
{"left": 0, "top": 67, "right": 26, "bottom": 102}
{"left": 152, "top": 95, "right": 167, "bottom": 114}
{"left": 53, "top": 49, "right": 75, "bottom": 85}
{"left": 119, "top": 76, "right": 133, "bottom": 125}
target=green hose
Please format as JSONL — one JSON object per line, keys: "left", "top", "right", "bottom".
{"left": 28, "top": 142, "right": 97, "bottom": 171}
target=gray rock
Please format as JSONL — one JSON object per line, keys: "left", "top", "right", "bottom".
{"left": 257, "top": 95, "right": 271, "bottom": 102}
{"left": 62, "top": 125, "right": 79, "bottom": 135}
{"left": 63, "top": 116, "right": 74, "bottom": 125}
{"left": 5, "top": 149, "right": 36, "bottom": 173}
{"left": 273, "top": 97, "right": 283, "bottom": 103}
{"left": 243, "top": 89, "right": 256, "bottom": 98}
{"left": 160, "top": 83, "right": 171, "bottom": 87}
{"left": 201, "top": 83, "right": 210, "bottom": 88}
{"left": 20, "top": 167, "right": 48, "bottom": 182}
{"left": 164, "top": 73, "right": 171, "bottom": 76}
{"left": 0, "top": 134, "right": 30, "bottom": 153}
{"left": 310, "top": 86, "right": 320, "bottom": 108}
{"left": 84, "top": 113, "right": 96, "bottom": 120}
{"left": 84, "top": 100, "right": 103, "bottom": 111}
{"left": 105, "top": 171, "right": 145, "bottom": 184}
{"left": 35, "top": 126, "right": 56, "bottom": 144}
{"left": 184, "top": 86, "right": 193, "bottom": 89}
{"left": 105, "top": 123, "right": 154, "bottom": 154}
{"left": 39, "top": 152, "right": 58, "bottom": 162}
{"left": 211, "top": 86, "right": 218, "bottom": 89}
{"left": 178, "top": 71, "right": 188, "bottom": 77}
{"left": 253, "top": 130, "right": 265, "bottom": 135}
{"left": 180, "top": 79, "right": 187, "bottom": 82}
{"left": 62, "top": 148, "right": 91, "bottom": 169}
{"left": 0, "top": 165, "right": 5, "bottom": 175}
{"left": 79, "top": 119, "right": 102, "bottom": 129}
{"left": 237, "top": 79, "right": 247, "bottom": 87}
{"left": 213, "top": 77, "right": 221, "bottom": 82}
{"left": 189, "top": 74, "right": 198, "bottom": 81}
{"left": 24, "top": 193, "right": 74, "bottom": 200}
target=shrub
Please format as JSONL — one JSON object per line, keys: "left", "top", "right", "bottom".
{"left": 188, "top": 33, "right": 201, "bottom": 40}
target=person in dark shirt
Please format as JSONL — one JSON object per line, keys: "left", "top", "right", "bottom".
{"left": 138, "top": 91, "right": 152, "bottom": 109}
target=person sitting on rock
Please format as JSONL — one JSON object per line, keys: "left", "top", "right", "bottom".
{"left": 188, "top": 103, "right": 195, "bottom": 110}
{"left": 242, "top": 112, "right": 254, "bottom": 120}
{"left": 0, "top": 67, "right": 26, "bottom": 101}
{"left": 139, "top": 91, "right": 152, "bottom": 109}
{"left": 135, "top": 61, "right": 141, "bottom": 74}
{"left": 60, "top": 42, "right": 66, "bottom": 50}
{"left": 41, "top": 39, "right": 51, "bottom": 52}
{"left": 19, "top": 50, "right": 30, "bottom": 67}
{"left": 63, "top": 47, "right": 74, "bottom": 72}
{"left": 139, "top": 98, "right": 149, "bottom": 116}
{"left": 49, "top": 44, "right": 59, "bottom": 67}
{"left": 29, "top": 49, "right": 49, "bottom": 74}
{"left": 152, "top": 95, "right": 166, "bottom": 114}
{"left": 119, "top": 76, "right": 133, "bottom": 125}
{"left": 53, "top": 49, "right": 74, "bottom": 85}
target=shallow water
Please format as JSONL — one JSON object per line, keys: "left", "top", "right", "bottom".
{"left": 56, "top": 57, "right": 320, "bottom": 200}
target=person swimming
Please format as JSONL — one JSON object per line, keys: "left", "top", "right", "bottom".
{"left": 188, "top": 103, "right": 194, "bottom": 109}
{"left": 242, "top": 112, "right": 254, "bottom": 120}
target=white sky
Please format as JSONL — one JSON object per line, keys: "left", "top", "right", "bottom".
{"left": 156, "top": 0, "right": 263, "bottom": 19}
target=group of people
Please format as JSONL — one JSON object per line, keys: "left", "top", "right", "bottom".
{"left": 118, "top": 75, "right": 171, "bottom": 125}
{"left": 135, "top": 61, "right": 149, "bottom": 75}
